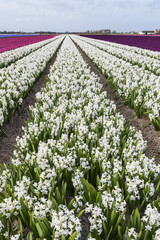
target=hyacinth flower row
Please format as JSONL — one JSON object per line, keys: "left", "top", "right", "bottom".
{"left": 78, "top": 35, "right": 160, "bottom": 76}
{"left": 0, "top": 35, "right": 64, "bottom": 128}
{"left": 71, "top": 35, "right": 160, "bottom": 130}
{"left": 0, "top": 36, "right": 59, "bottom": 69}
{"left": 80, "top": 35, "right": 160, "bottom": 61}
{"left": 0, "top": 36, "right": 159, "bottom": 239}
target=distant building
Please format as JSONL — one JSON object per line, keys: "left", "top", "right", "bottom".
{"left": 155, "top": 29, "right": 160, "bottom": 34}
{"left": 139, "top": 30, "right": 155, "bottom": 35}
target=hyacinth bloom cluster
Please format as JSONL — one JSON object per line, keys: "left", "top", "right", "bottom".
{"left": 0, "top": 35, "right": 64, "bottom": 128}
{"left": 72, "top": 35, "right": 160, "bottom": 130}
{"left": 0, "top": 35, "right": 57, "bottom": 53}
{"left": 0, "top": 36, "right": 160, "bottom": 239}
{"left": 0, "top": 36, "right": 58, "bottom": 68}
{"left": 80, "top": 34, "right": 160, "bottom": 52}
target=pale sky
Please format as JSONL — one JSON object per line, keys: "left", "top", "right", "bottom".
{"left": 0, "top": 0, "right": 159, "bottom": 32}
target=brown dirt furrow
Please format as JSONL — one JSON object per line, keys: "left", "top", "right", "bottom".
{"left": 0, "top": 41, "right": 63, "bottom": 166}
{"left": 73, "top": 40, "right": 160, "bottom": 163}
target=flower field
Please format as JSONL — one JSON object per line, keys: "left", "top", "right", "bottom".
{"left": 0, "top": 35, "right": 64, "bottom": 128}
{"left": 72, "top": 35, "right": 160, "bottom": 130}
{"left": 0, "top": 36, "right": 59, "bottom": 68}
{"left": 0, "top": 35, "right": 160, "bottom": 239}
{"left": 0, "top": 37, "right": 60, "bottom": 68}
{"left": 80, "top": 35, "right": 160, "bottom": 52}
{"left": 0, "top": 35, "right": 57, "bottom": 53}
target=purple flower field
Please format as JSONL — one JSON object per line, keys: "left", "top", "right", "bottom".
{"left": 80, "top": 34, "right": 160, "bottom": 52}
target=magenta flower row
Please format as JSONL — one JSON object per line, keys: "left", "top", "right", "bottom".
{"left": 0, "top": 35, "right": 57, "bottom": 53}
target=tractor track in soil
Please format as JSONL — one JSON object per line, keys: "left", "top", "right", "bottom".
{"left": 73, "top": 39, "right": 160, "bottom": 164}
{"left": 0, "top": 40, "right": 63, "bottom": 166}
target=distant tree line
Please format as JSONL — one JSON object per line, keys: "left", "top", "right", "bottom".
{"left": 1, "top": 29, "right": 159, "bottom": 35}
{"left": 82, "top": 29, "right": 111, "bottom": 34}
{"left": 0, "top": 31, "right": 26, "bottom": 34}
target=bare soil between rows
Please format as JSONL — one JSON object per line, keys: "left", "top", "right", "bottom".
{"left": 74, "top": 40, "right": 160, "bottom": 164}
{"left": 0, "top": 43, "right": 63, "bottom": 166}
